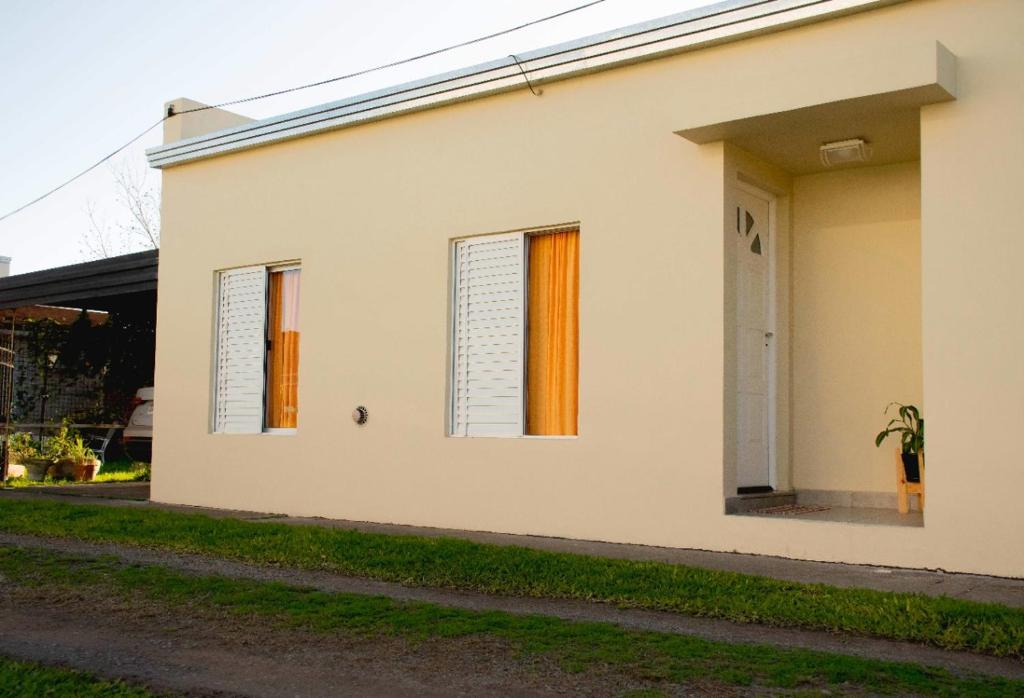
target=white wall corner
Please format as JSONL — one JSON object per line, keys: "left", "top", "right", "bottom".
{"left": 935, "top": 41, "right": 958, "bottom": 100}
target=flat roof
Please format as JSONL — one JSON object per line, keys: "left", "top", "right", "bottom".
{"left": 147, "top": 0, "right": 902, "bottom": 169}
{"left": 0, "top": 250, "right": 158, "bottom": 311}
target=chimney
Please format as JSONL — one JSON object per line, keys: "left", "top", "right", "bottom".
{"left": 0, "top": 257, "right": 10, "bottom": 278}
{"left": 163, "top": 98, "right": 253, "bottom": 145}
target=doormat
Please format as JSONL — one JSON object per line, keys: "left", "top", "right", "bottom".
{"left": 749, "top": 504, "right": 831, "bottom": 516}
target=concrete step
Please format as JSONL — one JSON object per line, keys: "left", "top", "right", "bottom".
{"left": 725, "top": 490, "right": 795, "bottom": 514}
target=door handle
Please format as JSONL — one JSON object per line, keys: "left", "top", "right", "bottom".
{"left": 764, "top": 331, "right": 774, "bottom": 339}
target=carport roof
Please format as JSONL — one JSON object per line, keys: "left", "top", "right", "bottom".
{"left": 0, "top": 250, "right": 157, "bottom": 311}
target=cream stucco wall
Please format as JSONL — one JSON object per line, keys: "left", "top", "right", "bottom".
{"left": 791, "top": 163, "right": 922, "bottom": 494}
{"left": 152, "top": 0, "right": 1024, "bottom": 577}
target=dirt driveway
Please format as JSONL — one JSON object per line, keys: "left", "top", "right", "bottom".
{"left": 0, "top": 579, "right": 724, "bottom": 697}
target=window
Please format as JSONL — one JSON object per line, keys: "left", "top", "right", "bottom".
{"left": 213, "top": 264, "right": 301, "bottom": 433}
{"left": 451, "top": 228, "right": 579, "bottom": 437}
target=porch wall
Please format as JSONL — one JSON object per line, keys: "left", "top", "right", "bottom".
{"left": 790, "top": 163, "right": 922, "bottom": 494}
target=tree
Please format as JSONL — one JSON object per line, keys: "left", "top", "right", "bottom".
{"left": 80, "top": 159, "right": 160, "bottom": 260}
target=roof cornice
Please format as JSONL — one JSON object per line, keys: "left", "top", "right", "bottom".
{"left": 146, "top": 0, "right": 905, "bottom": 169}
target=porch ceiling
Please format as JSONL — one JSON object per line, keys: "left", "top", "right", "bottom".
{"left": 680, "top": 91, "right": 924, "bottom": 174}
{"left": 676, "top": 41, "right": 957, "bottom": 175}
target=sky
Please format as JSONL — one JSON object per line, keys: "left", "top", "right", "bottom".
{"left": 0, "top": 0, "right": 713, "bottom": 274}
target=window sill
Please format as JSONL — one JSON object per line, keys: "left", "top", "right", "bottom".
{"left": 263, "top": 428, "right": 297, "bottom": 435}
{"left": 448, "top": 434, "right": 578, "bottom": 440}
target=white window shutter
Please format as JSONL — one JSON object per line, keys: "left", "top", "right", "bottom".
{"left": 214, "top": 266, "right": 267, "bottom": 433}
{"left": 452, "top": 233, "right": 525, "bottom": 436}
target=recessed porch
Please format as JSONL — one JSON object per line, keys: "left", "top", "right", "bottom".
{"left": 677, "top": 42, "right": 955, "bottom": 528}
{"left": 720, "top": 157, "right": 927, "bottom": 528}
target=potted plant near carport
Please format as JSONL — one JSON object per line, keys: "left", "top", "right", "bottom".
{"left": 875, "top": 402, "right": 924, "bottom": 482}
{"left": 8, "top": 432, "right": 50, "bottom": 481}
{"left": 67, "top": 437, "right": 100, "bottom": 482}
{"left": 45, "top": 423, "right": 99, "bottom": 482}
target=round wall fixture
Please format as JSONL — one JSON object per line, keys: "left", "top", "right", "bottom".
{"left": 352, "top": 406, "right": 368, "bottom": 425}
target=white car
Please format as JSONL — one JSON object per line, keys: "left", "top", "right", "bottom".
{"left": 123, "top": 386, "right": 154, "bottom": 462}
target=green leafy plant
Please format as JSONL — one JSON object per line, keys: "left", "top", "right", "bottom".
{"left": 7, "top": 432, "right": 42, "bottom": 463}
{"left": 875, "top": 402, "right": 924, "bottom": 454}
{"left": 67, "top": 435, "right": 97, "bottom": 463}
{"left": 43, "top": 421, "right": 96, "bottom": 464}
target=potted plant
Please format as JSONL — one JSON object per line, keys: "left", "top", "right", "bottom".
{"left": 8, "top": 432, "right": 49, "bottom": 481}
{"left": 875, "top": 402, "right": 924, "bottom": 482}
{"left": 68, "top": 436, "right": 99, "bottom": 482}
{"left": 44, "top": 422, "right": 99, "bottom": 482}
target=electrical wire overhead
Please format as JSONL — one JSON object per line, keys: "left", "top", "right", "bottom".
{"left": 0, "top": 0, "right": 607, "bottom": 224}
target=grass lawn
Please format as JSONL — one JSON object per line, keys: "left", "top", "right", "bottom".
{"left": 2, "top": 458, "right": 150, "bottom": 487}
{"left": 2, "top": 546, "right": 1022, "bottom": 697}
{"left": 95, "top": 458, "right": 150, "bottom": 482}
{"left": 0, "top": 500, "right": 1021, "bottom": 659}
{"left": 0, "top": 655, "right": 153, "bottom": 697}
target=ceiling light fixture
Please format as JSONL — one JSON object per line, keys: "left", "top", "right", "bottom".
{"left": 820, "top": 138, "right": 872, "bottom": 167}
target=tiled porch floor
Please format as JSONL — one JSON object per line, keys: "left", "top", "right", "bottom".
{"left": 736, "top": 505, "right": 923, "bottom": 527}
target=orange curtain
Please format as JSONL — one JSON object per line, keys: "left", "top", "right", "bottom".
{"left": 527, "top": 230, "right": 579, "bottom": 435}
{"left": 266, "top": 269, "right": 301, "bottom": 428}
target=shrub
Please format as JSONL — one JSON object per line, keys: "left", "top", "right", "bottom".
{"left": 43, "top": 421, "right": 96, "bottom": 464}
{"left": 8, "top": 432, "right": 42, "bottom": 463}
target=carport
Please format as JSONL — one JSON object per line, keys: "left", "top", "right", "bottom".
{"left": 0, "top": 250, "right": 157, "bottom": 478}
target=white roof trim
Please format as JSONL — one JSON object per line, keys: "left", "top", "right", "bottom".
{"left": 147, "top": 0, "right": 904, "bottom": 169}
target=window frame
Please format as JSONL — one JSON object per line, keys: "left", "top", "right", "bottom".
{"left": 447, "top": 225, "right": 579, "bottom": 439}
{"left": 263, "top": 263, "right": 301, "bottom": 435}
{"left": 212, "top": 260, "right": 301, "bottom": 436}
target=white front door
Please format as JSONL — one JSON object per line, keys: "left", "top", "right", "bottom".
{"left": 734, "top": 186, "right": 773, "bottom": 490}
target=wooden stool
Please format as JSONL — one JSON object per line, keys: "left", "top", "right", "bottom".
{"left": 896, "top": 449, "right": 925, "bottom": 514}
